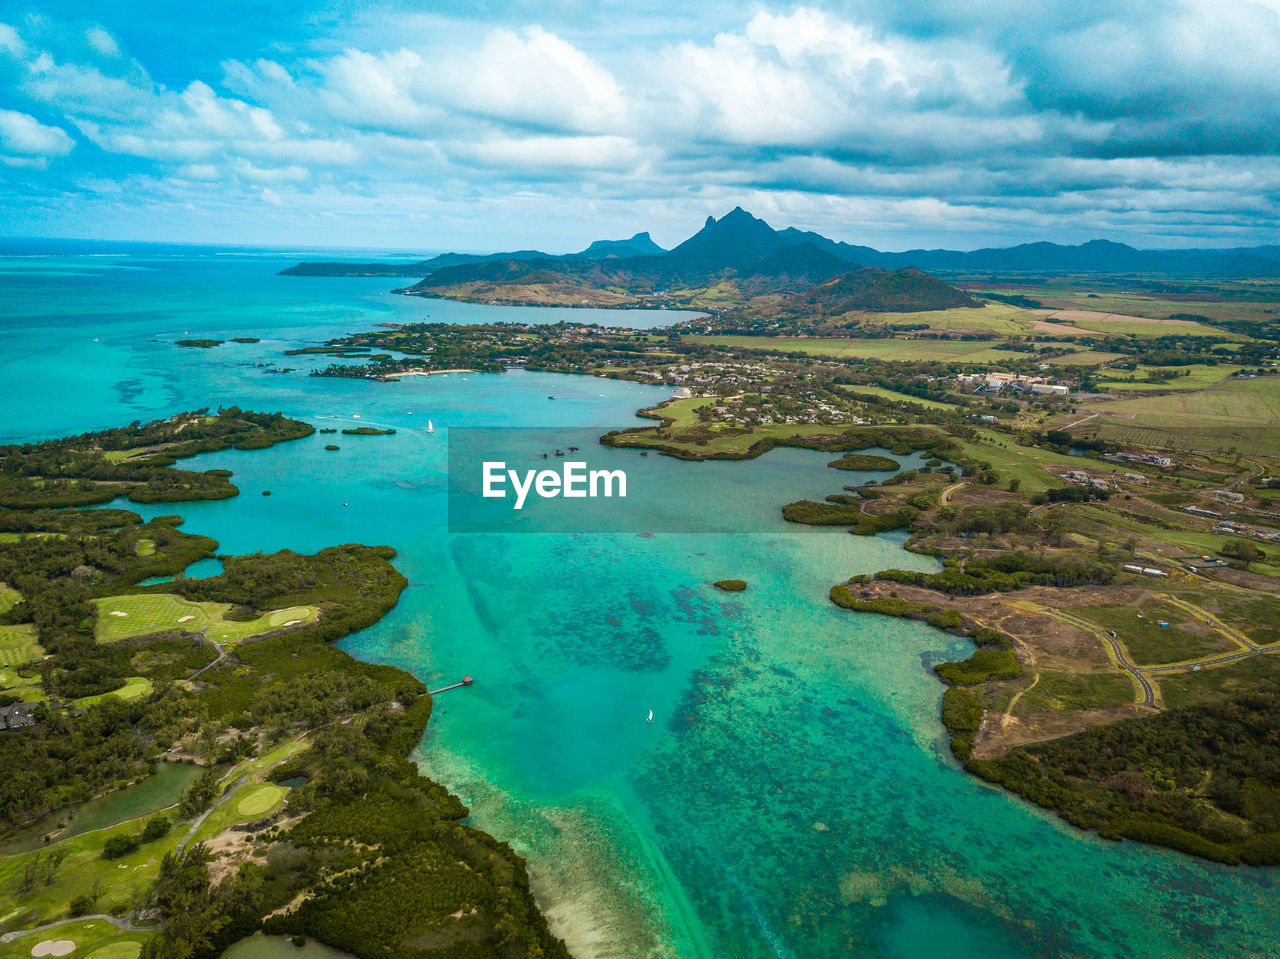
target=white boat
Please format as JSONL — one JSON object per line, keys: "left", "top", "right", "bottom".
{"left": 426, "top": 420, "right": 434, "bottom": 434}
{"left": 646, "top": 709, "right": 653, "bottom": 724}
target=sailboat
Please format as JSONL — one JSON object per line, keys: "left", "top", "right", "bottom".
{"left": 646, "top": 709, "right": 653, "bottom": 724}
{"left": 426, "top": 420, "right": 434, "bottom": 434}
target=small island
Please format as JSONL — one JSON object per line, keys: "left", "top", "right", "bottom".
{"left": 175, "top": 339, "right": 223, "bottom": 348}
{"left": 713, "top": 579, "right": 747, "bottom": 591}
{"left": 341, "top": 427, "right": 396, "bottom": 436}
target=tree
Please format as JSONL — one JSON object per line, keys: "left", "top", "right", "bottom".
{"left": 1221, "top": 538, "right": 1266, "bottom": 570}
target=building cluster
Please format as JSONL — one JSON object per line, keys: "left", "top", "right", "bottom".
{"left": 1122, "top": 564, "right": 1169, "bottom": 577}
{"left": 1105, "top": 451, "right": 1175, "bottom": 468}
{"left": 1060, "top": 469, "right": 1114, "bottom": 491}
{"left": 955, "top": 372, "right": 1070, "bottom": 396}
{"left": 0, "top": 700, "right": 37, "bottom": 731}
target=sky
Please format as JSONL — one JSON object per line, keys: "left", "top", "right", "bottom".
{"left": 2, "top": 0, "right": 1279, "bottom": 252}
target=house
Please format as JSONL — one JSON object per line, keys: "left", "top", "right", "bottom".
{"left": 0, "top": 701, "right": 37, "bottom": 731}
{"left": 1141, "top": 567, "right": 1168, "bottom": 577}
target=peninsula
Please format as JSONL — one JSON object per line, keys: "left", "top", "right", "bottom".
{"left": 0, "top": 412, "right": 567, "bottom": 959}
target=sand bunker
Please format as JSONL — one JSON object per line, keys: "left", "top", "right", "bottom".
{"left": 32, "top": 941, "right": 76, "bottom": 957}
{"left": 109, "top": 611, "right": 127, "bottom": 617}
{"left": 177, "top": 615, "right": 195, "bottom": 623}
{"left": 283, "top": 620, "right": 301, "bottom": 627}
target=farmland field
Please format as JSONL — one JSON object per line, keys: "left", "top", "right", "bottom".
{"left": 1097, "top": 364, "right": 1243, "bottom": 391}
{"left": 1077, "top": 376, "right": 1280, "bottom": 454}
{"left": 685, "top": 334, "right": 1014, "bottom": 363}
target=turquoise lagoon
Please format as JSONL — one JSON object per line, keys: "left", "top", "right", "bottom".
{"left": 1, "top": 250, "right": 1277, "bottom": 958}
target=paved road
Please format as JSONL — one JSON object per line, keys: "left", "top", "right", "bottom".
{"left": 186, "top": 626, "right": 224, "bottom": 682}
{"left": 1159, "top": 593, "right": 1260, "bottom": 651}
{"left": 1, "top": 914, "right": 151, "bottom": 944}
{"left": 1042, "top": 608, "right": 1157, "bottom": 708}
{"left": 1143, "top": 648, "right": 1278, "bottom": 672}
{"left": 176, "top": 775, "right": 247, "bottom": 855}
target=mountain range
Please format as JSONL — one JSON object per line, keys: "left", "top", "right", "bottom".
{"left": 281, "top": 207, "right": 1280, "bottom": 280}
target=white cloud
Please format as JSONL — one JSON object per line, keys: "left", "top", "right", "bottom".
{"left": 0, "top": 108, "right": 74, "bottom": 157}
{"left": 450, "top": 134, "right": 645, "bottom": 173}
{"left": 0, "top": 22, "right": 27, "bottom": 57}
{"left": 447, "top": 26, "right": 626, "bottom": 133}
{"left": 653, "top": 8, "right": 1030, "bottom": 154}
{"left": 86, "top": 27, "right": 121, "bottom": 58}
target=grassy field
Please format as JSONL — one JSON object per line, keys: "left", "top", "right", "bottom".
{"left": 1013, "top": 669, "right": 1134, "bottom": 715}
{"left": 1064, "top": 317, "right": 1231, "bottom": 338}
{"left": 93, "top": 594, "right": 318, "bottom": 646}
{"left": 1052, "top": 350, "right": 1127, "bottom": 366}
{"left": 1097, "top": 364, "right": 1243, "bottom": 391}
{"left": 72, "top": 676, "right": 154, "bottom": 707}
{"left": 0, "top": 740, "right": 308, "bottom": 937}
{"left": 1026, "top": 290, "right": 1280, "bottom": 327}
{"left": 685, "top": 335, "right": 1015, "bottom": 364}
{"left": 1066, "top": 603, "right": 1233, "bottom": 666}
{"left": 950, "top": 428, "right": 1088, "bottom": 493}
{"left": 235, "top": 783, "right": 286, "bottom": 817}
{"left": 646, "top": 395, "right": 711, "bottom": 428}
{"left": 1068, "top": 504, "right": 1275, "bottom": 572}
{"left": 841, "top": 385, "right": 959, "bottom": 410}
{"left": 0, "top": 623, "right": 44, "bottom": 703}
{"left": 0, "top": 920, "right": 148, "bottom": 959}
{"left": 1079, "top": 376, "right": 1280, "bottom": 454}
{"left": 860, "top": 302, "right": 1035, "bottom": 334}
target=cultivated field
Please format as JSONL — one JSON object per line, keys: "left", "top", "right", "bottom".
{"left": 685, "top": 334, "right": 1015, "bottom": 363}
{"left": 1097, "top": 363, "right": 1244, "bottom": 391}
{"left": 1077, "top": 376, "right": 1280, "bottom": 454}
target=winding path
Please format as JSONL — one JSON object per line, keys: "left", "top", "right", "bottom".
{"left": 186, "top": 627, "right": 225, "bottom": 682}
{"left": 176, "top": 775, "right": 247, "bottom": 855}
{"left": 1041, "top": 608, "right": 1157, "bottom": 708}
{"left": 0, "top": 915, "right": 152, "bottom": 944}
{"left": 939, "top": 481, "right": 967, "bottom": 506}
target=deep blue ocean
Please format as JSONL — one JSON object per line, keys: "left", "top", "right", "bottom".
{"left": 1, "top": 246, "right": 1276, "bottom": 958}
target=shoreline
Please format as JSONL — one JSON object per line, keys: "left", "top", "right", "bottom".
{"left": 379, "top": 368, "right": 478, "bottom": 380}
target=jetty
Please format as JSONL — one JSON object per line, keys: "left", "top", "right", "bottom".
{"left": 429, "top": 675, "right": 474, "bottom": 695}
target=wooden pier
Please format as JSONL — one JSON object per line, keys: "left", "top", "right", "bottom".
{"left": 429, "top": 675, "right": 474, "bottom": 695}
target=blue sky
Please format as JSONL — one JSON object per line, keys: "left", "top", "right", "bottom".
{"left": 2, "top": 0, "right": 1279, "bottom": 251}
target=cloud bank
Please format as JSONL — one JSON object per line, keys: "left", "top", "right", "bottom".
{"left": 1, "top": 2, "right": 1278, "bottom": 249}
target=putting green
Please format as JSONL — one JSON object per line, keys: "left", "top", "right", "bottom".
{"left": 236, "top": 784, "right": 285, "bottom": 817}
{"left": 92, "top": 593, "right": 318, "bottom": 646}
{"left": 86, "top": 943, "right": 142, "bottom": 959}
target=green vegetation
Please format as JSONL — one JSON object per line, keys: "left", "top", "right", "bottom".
{"left": 1065, "top": 604, "right": 1230, "bottom": 666}
{"left": 827, "top": 452, "right": 900, "bottom": 471}
{"left": 941, "top": 688, "right": 983, "bottom": 761}
{"left": 1014, "top": 671, "right": 1135, "bottom": 714}
{"left": 339, "top": 428, "right": 395, "bottom": 436}
{"left": 0, "top": 417, "right": 567, "bottom": 959}
{"left": 0, "top": 409, "right": 314, "bottom": 509}
{"left": 969, "top": 688, "right": 1280, "bottom": 864}
{"left": 712, "top": 579, "right": 747, "bottom": 592}
{"left": 685, "top": 334, "right": 1014, "bottom": 364}
{"left": 92, "top": 594, "right": 318, "bottom": 647}
{"left": 175, "top": 340, "right": 222, "bottom": 349}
